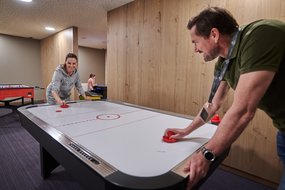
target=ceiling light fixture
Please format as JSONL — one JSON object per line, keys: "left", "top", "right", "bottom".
{"left": 45, "top": 27, "right": 55, "bottom": 31}
{"left": 19, "top": 0, "right": 33, "bottom": 2}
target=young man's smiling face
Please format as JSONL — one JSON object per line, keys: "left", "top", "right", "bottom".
{"left": 190, "top": 25, "right": 221, "bottom": 62}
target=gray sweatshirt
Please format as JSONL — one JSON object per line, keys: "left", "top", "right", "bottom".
{"left": 46, "top": 64, "right": 85, "bottom": 104}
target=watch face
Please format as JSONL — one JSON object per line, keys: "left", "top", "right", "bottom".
{"left": 201, "top": 147, "right": 215, "bottom": 162}
{"left": 205, "top": 151, "right": 214, "bottom": 161}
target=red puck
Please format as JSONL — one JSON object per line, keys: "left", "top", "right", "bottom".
{"left": 163, "top": 136, "right": 177, "bottom": 143}
{"left": 162, "top": 131, "right": 177, "bottom": 143}
{"left": 60, "top": 104, "right": 69, "bottom": 108}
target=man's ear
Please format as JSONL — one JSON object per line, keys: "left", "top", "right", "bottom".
{"left": 211, "top": 28, "right": 220, "bottom": 43}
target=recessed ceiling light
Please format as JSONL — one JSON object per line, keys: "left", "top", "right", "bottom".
{"left": 19, "top": 0, "right": 33, "bottom": 2}
{"left": 45, "top": 27, "right": 55, "bottom": 31}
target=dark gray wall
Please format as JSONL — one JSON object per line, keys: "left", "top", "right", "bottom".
{"left": 78, "top": 46, "right": 106, "bottom": 85}
{"left": 0, "top": 34, "right": 43, "bottom": 100}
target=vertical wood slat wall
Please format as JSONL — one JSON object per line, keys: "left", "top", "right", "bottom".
{"left": 106, "top": 0, "right": 284, "bottom": 184}
{"left": 41, "top": 27, "right": 78, "bottom": 101}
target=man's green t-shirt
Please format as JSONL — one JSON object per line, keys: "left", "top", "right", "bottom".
{"left": 215, "top": 19, "right": 285, "bottom": 131}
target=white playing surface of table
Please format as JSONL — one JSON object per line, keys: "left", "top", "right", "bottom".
{"left": 27, "top": 101, "right": 217, "bottom": 177}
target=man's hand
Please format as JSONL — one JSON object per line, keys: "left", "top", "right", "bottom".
{"left": 184, "top": 152, "right": 210, "bottom": 190}
{"left": 164, "top": 128, "right": 189, "bottom": 139}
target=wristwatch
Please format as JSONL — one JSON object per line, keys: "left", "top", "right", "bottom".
{"left": 200, "top": 146, "right": 215, "bottom": 162}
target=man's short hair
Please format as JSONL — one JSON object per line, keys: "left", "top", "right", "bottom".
{"left": 187, "top": 7, "right": 239, "bottom": 37}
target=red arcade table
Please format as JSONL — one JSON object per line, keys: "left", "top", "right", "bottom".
{"left": 0, "top": 84, "right": 34, "bottom": 106}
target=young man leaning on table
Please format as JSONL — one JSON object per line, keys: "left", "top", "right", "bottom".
{"left": 164, "top": 7, "right": 285, "bottom": 190}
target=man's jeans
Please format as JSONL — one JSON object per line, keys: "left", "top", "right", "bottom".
{"left": 277, "top": 131, "right": 285, "bottom": 190}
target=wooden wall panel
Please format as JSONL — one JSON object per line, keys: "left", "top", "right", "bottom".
{"left": 106, "top": 7, "right": 127, "bottom": 101}
{"left": 106, "top": 0, "right": 284, "bottom": 184}
{"left": 124, "top": 1, "right": 143, "bottom": 104}
{"left": 138, "top": 0, "right": 162, "bottom": 108}
{"left": 159, "top": 0, "right": 178, "bottom": 111}
{"left": 41, "top": 27, "right": 78, "bottom": 101}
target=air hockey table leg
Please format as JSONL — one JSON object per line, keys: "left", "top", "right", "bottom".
{"left": 40, "top": 145, "right": 60, "bottom": 179}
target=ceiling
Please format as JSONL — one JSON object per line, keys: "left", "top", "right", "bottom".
{"left": 0, "top": 0, "right": 134, "bottom": 49}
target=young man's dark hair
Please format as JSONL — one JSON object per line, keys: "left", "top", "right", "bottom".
{"left": 187, "top": 7, "right": 239, "bottom": 37}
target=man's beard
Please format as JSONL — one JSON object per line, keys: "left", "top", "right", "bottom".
{"left": 203, "top": 46, "right": 220, "bottom": 62}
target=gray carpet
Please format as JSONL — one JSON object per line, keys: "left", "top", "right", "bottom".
{"left": 0, "top": 108, "right": 13, "bottom": 118}
{"left": 0, "top": 108, "right": 84, "bottom": 190}
{"left": 0, "top": 107, "right": 276, "bottom": 190}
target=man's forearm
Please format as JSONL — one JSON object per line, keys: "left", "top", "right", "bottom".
{"left": 185, "top": 102, "right": 220, "bottom": 134}
{"left": 204, "top": 106, "right": 255, "bottom": 156}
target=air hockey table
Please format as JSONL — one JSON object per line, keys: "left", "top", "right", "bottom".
{"left": 18, "top": 100, "right": 229, "bottom": 190}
